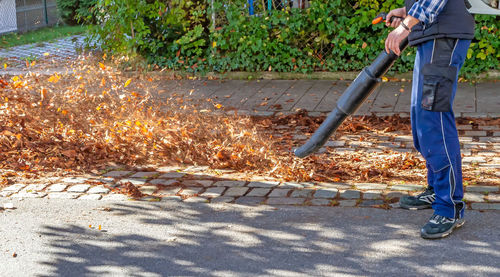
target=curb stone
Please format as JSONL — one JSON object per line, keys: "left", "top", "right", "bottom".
{"left": 234, "top": 197, "right": 265, "bottom": 205}
{"left": 339, "top": 200, "right": 357, "bottom": 207}
{"left": 1, "top": 175, "right": 499, "bottom": 211}
{"left": 310, "top": 199, "right": 332, "bottom": 206}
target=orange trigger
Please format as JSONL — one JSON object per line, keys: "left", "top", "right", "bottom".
{"left": 372, "top": 17, "right": 383, "bottom": 25}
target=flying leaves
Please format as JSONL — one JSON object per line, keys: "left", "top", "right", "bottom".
{"left": 48, "top": 73, "right": 61, "bottom": 83}
{"left": 0, "top": 60, "right": 495, "bottom": 187}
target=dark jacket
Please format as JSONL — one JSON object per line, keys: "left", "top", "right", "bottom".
{"left": 404, "top": 0, "right": 475, "bottom": 46}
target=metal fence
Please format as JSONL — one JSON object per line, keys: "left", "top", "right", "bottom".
{"left": 0, "top": 0, "right": 18, "bottom": 34}
{"left": 15, "top": 0, "right": 59, "bottom": 33}
{"left": 244, "top": 0, "right": 309, "bottom": 15}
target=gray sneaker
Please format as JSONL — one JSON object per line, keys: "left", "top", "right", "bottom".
{"left": 421, "top": 214, "right": 465, "bottom": 239}
{"left": 400, "top": 187, "right": 435, "bottom": 210}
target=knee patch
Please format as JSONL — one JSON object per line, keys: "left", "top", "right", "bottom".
{"left": 426, "top": 154, "right": 450, "bottom": 173}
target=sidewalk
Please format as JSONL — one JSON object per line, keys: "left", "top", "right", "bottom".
{"left": 155, "top": 79, "right": 499, "bottom": 118}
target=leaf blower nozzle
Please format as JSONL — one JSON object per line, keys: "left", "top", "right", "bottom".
{"left": 294, "top": 14, "right": 408, "bottom": 158}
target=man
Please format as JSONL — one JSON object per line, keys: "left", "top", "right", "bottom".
{"left": 384, "top": 0, "right": 475, "bottom": 239}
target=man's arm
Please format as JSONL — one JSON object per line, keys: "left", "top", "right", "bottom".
{"left": 385, "top": 0, "right": 448, "bottom": 55}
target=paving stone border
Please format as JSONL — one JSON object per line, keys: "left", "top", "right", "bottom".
{"left": 1, "top": 171, "right": 498, "bottom": 211}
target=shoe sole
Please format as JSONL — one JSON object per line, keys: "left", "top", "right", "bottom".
{"left": 400, "top": 202, "right": 432, "bottom": 210}
{"left": 420, "top": 219, "right": 466, "bottom": 239}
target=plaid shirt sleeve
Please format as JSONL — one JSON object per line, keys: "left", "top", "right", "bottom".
{"left": 407, "top": 0, "right": 448, "bottom": 25}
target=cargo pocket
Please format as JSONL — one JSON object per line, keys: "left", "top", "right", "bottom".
{"left": 421, "top": 63, "right": 457, "bottom": 112}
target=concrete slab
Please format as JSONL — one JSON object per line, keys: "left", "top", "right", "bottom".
{"left": 273, "top": 80, "right": 315, "bottom": 111}
{"left": 182, "top": 80, "right": 223, "bottom": 100}
{"left": 208, "top": 80, "right": 246, "bottom": 104}
{"left": 223, "top": 80, "right": 271, "bottom": 109}
{"left": 237, "top": 80, "right": 295, "bottom": 111}
{"left": 371, "top": 82, "right": 404, "bottom": 112}
{"left": 314, "top": 81, "right": 349, "bottom": 112}
{"left": 168, "top": 80, "right": 205, "bottom": 97}
{"left": 153, "top": 80, "right": 185, "bottom": 99}
{"left": 453, "top": 83, "right": 476, "bottom": 113}
{"left": 393, "top": 83, "right": 412, "bottom": 113}
{"left": 476, "top": 82, "right": 500, "bottom": 113}
{"left": 1, "top": 201, "right": 493, "bottom": 276}
{"left": 292, "top": 80, "right": 333, "bottom": 111}
{"left": 353, "top": 83, "right": 382, "bottom": 116}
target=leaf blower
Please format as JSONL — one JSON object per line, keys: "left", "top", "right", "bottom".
{"left": 294, "top": 4, "right": 499, "bottom": 158}
{"left": 294, "top": 13, "right": 406, "bottom": 158}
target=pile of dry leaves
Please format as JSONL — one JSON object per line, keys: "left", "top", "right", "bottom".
{"left": 0, "top": 62, "right": 286, "bottom": 176}
{"left": 0, "top": 60, "right": 496, "bottom": 186}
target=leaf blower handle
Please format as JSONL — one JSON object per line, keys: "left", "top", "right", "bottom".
{"left": 372, "top": 12, "right": 404, "bottom": 25}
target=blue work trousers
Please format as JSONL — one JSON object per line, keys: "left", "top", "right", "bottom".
{"left": 411, "top": 38, "right": 471, "bottom": 219}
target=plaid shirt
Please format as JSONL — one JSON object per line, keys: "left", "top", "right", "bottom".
{"left": 407, "top": 0, "right": 448, "bottom": 25}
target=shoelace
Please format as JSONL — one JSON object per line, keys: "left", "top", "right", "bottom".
{"left": 417, "top": 187, "right": 434, "bottom": 198}
{"left": 429, "top": 214, "right": 455, "bottom": 224}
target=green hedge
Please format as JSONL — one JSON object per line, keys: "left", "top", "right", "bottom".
{"left": 86, "top": 0, "right": 499, "bottom": 77}
{"left": 57, "top": 0, "right": 97, "bottom": 25}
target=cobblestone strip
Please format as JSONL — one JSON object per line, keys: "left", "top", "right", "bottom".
{"left": 1, "top": 171, "right": 499, "bottom": 211}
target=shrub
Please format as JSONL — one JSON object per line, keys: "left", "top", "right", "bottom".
{"left": 84, "top": 0, "right": 499, "bottom": 76}
{"left": 57, "top": 0, "right": 97, "bottom": 25}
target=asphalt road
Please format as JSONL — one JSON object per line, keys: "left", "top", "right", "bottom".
{"left": 1, "top": 199, "right": 499, "bottom": 277}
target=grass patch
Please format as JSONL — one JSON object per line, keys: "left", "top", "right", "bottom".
{"left": 0, "top": 25, "right": 87, "bottom": 49}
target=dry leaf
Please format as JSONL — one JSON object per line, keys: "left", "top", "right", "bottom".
{"left": 124, "top": 79, "right": 132, "bottom": 88}
{"left": 40, "top": 87, "right": 47, "bottom": 100}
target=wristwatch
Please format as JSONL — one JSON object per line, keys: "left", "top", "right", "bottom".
{"left": 400, "top": 21, "right": 411, "bottom": 32}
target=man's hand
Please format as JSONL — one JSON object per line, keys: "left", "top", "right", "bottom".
{"left": 385, "top": 25, "right": 410, "bottom": 56}
{"left": 386, "top": 7, "right": 406, "bottom": 28}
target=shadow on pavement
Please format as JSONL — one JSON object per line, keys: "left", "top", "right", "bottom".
{"left": 36, "top": 201, "right": 500, "bottom": 276}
